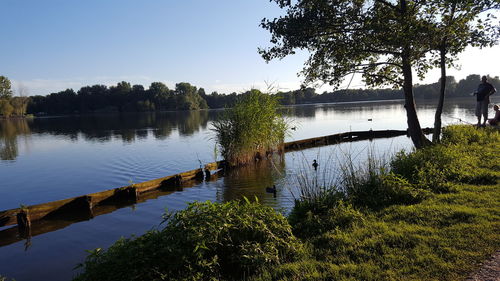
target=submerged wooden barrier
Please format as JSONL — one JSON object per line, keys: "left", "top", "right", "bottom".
{"left": 0, "top": 175, "right": 229, "bottom": 248}
{"left": 284, "top": 128, "right": 433, "bottom": 151}
{"left": 0, "top": 128, "right": 431, "bottom": 242}
{"left": 0, "top": 160, "right": 228, "bottom": 229}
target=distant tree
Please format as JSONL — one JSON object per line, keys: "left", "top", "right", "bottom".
{"left": 0, "top": 99, "right": 14, "bottom": 117}
{"left": 456, "top": 74, "right": 482, "bottom": 96}
{"left": 148, "top": 82, "right": 171, "bottom": 110}
{"left": 10, "top": 97, "right": 29, "bottom": 116}
{"left": 132, "top": 84, "right": 145, "bottom": 93}
{"left": 116, "top": 81, "right": 132, "bottom": 92}
{"left": 175, "top": 82, "right": 208, "bottom": 110}
{"left": 78, "top": 85, "right": 109, "bottom": 112}
{"left": 149, "top": 82, "right": 170, "bottom": 94}
{"left": 11, "top": 83, "right": 30, "bottom": 116}
{"left": 0, "top": 76, "right": 13, "bottom": 99}
{"left": 197, "top": 87, "right": 206, "bottom": 98}
{"left": 261, "top": 0, "right": 443, "bottom": 148}
{"left": 109, "top": 81, "right": 132, "bottom": 111}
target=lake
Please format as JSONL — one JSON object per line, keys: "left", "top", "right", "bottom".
{"left": 0, "top": 97, "right": 498, "bottom": 280}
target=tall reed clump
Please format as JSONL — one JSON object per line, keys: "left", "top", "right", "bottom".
{"left": 212, "top": 89, "right": 288, "bottom": 166}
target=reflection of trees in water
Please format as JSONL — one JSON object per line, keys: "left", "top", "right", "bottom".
{"left": 25, "top": 111, "right": 213, "bottom": 143}
{"left": 0, "top": 119, "right": 31, "bottom": 160}
{"left": 416, "top": 97, "right": 477, "bottom": 117}
{"left": 219, "top": 156, "right": 285, "bottom": 203}
{"left": 281, "top": 106, "right": 316, "bottom": 119}
{"left": 176, "top": 110, "right": 210, "bottom": 136}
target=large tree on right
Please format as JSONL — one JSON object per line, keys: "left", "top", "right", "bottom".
{"left": 261, "top": 0, "right": 447, "bottom": 148}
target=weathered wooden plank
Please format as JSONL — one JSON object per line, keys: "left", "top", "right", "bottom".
{"left": 284, "top": 129, "right": 432, "bottom": 151}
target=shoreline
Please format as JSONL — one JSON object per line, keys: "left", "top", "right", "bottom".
{"left": 4, "top": 96, "right": 496, "bottom": 120}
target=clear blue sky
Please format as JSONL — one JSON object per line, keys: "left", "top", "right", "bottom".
{"left": 2, "top": 0, "right": 499, "bottom": 95}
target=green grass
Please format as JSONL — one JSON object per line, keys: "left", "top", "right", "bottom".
{"left": 252, "top": 185, "right": 499, "bottom": 280}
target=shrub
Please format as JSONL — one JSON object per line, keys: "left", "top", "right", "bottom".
{"left": 353, "top": 172, "right": 429, "bottom": 209}
{"left": 74, "top": 200, "right": 304, "bottom": 281}
{"left": 441, "top": 125, "right": 500, "bottom": 146}
{"left": 212, "top": 89, "right": 288, "bottom": 166}
{"left": 340, "top": 155, "right": 427, "bottom": 209}
{"left": 392, "top": 126, "right": 500, "bottom": 190}
{"left": 391, "top": 145, "right": 477, "bottom": 192}
{"left": 289, "top": 198, "right": 364, "bottom": 238}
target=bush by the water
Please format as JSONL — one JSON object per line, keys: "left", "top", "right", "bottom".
{"left": 212, "top": 89, "right": 287, "bottom": 166}
{"left": 441, "top": 124, "right": 500, "bottom": 146}
{"left": 74, "top": 200, "right": 304, "bottom": 281}
{"left": 391, "top": 125, "right": 499, "bottom": 191}
{"left": 339, "top": 155, "right": 429, "bottom": 210}
{"left": 288, "top": 198, "right": 365, "bottom": 239}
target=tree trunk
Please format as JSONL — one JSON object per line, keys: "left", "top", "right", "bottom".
{"left": 399, "top": 0, "right": 430, "bottom": 149}
{"left": 433, "top": 4, "right": 456, "bottom": 143}
{"left": 402, "top": 53, "right": 430, "bottom": 149}
{"left": 433, "top": 44, "right": 446, "bottom": 143}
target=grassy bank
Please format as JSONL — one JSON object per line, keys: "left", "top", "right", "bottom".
{"left": 73, "top": 125, "right": 499, "bottom": 281}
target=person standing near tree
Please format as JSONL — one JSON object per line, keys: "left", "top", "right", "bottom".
{"left": 474, "top": 76, "right": 496, "bottom": 126}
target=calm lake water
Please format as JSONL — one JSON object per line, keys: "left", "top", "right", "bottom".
{"left": 0, "top": 97, "right": 498, "bottom": 280}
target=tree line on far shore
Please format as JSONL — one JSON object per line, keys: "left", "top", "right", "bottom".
{"left": 0, "top": 74, "right": 498, "bottom": 117}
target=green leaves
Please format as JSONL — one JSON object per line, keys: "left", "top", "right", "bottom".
{"left": 261, "top": 0, "right": 437, "bottom": 88}
{"left": 0, "top": 76, "right": 12, "bottom": 99}
{"left": 74, "top": 200, "right": 304, "bottom": 281}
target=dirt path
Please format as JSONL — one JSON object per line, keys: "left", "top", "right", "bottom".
{"left": 466, "top": 251, "right": 500, "bottom": 281}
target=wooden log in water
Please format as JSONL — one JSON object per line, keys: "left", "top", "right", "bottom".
{"left": 204, "top": 160, "right": 227, "bottom": 171}
{"left": 0, "top": 187, "right": 182, "bottom": 248}
{"left": 284, "top": 128, "right": 432, "bottom": 151}
{"left": 0, "top": 161, "right": 225, "bottom": 227}
{"left": 45, "top": 195, "right": 93, "bottom": 219}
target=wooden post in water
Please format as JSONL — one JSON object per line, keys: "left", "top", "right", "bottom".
{"left": 16, "top": 209, "right": 31, "bottom": 237}
{"left": 74, "top": 195, "right": 94, "bottom": 217}
{"left": 123, "top": 186, "right": 139, "bottom": 202}
{"left": 195, "top": 169, "right": 205, "bottom": 181}
{"left": 160, "top": 175, "right": 183, "bottom": 191}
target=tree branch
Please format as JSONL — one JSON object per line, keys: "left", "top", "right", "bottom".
{"left": 357, "top": 62, "right": 402, "bottom": 68}
{"left": 374, "top": 0, "right": 400, "bottom": 11}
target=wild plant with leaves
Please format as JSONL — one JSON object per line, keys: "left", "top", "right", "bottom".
{"left": 74, "top": 199, "right": 304, "bottom": 281}
{"left": 212, "top": 89, "right": 288, "bottom": 166}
